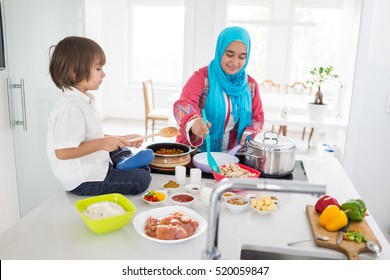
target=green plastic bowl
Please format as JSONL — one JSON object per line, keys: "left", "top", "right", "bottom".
{"left": 75, "top": 193, "right": 136, "bottom": 234}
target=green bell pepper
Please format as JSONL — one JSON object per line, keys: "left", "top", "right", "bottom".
{"left": 340, "top": 199, "right": 367, "bottom": 222}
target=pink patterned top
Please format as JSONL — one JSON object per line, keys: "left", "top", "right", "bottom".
{"left": 173, "top": 66, "right": 264, "bottom": 149}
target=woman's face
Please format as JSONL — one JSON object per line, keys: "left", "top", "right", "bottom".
{"left": 220, "top": 41, "right": 247, "bottom": 75}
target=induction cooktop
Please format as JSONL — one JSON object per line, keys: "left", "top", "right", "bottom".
{"left": 150, "top": 160, "right": 308, "bottom": 181}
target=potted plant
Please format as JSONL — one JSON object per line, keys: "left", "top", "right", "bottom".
{"left": 306, "top": 66, "right": 339, "bottom": 121}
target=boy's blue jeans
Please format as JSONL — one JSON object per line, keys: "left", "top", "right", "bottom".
{"left": 70, "top": 147, "right": 152, "bottom": 196}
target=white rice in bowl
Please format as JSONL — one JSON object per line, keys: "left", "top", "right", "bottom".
{"left": 83, "top": 201, "right": 126, "bottom": 220}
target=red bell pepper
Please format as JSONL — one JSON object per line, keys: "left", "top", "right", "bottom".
{"left": 315, "top": 195, "right": 340, "bottom": 214}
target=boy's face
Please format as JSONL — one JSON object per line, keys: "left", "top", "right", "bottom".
{"left": 76, "top": 59, "right": 106, "bottom": 93}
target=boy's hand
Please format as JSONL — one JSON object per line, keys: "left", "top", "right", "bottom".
{"left": 102, "top": 136, "right": 130, "bottom": 151}
{"left": 125, "top": 134, "right": 144, "bottom": 148}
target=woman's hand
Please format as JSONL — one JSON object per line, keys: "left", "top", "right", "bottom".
{"left": 124, "top": 134, "right": 144, "bottom": 148}
{"left": 191, "top": 118, "right": 211, "bottom": 139}
{"left": 240, "top": 131, "right": 254, "bottom": 145}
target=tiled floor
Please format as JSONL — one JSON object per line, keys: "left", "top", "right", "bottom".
{"left": 102, "top": 118, "right": 326, "bottom": 158}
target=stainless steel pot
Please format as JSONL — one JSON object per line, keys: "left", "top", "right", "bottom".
{"left": 244, "top": 131, "right": 296, "bottom": 177}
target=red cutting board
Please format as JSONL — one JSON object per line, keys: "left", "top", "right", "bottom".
{"left": 306, "top": 205, "right": 380, "bottom": 260}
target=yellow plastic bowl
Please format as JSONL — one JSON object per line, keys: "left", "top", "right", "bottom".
{"left": 75, "top": 193, "right": 136, "bottom": 234}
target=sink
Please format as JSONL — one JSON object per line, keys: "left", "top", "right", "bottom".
{"left": 240, "top": 249, "right": 336, "bottom": 260}
{"left": 240, "top": 245, "right": 343, "bottom": 260}
{"left": 240, "top": 245, "right": 380, "bottom": 260}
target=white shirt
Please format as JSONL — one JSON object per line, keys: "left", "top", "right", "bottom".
{"left": 47, "top": 88, "right": 110, "bottom": 191}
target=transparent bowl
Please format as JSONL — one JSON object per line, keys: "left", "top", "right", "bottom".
{"left": 200, "top": 181, "right": 216, "bottom": 207}
{"left": 75, "top": 193, "right": 136, "bottom": 234}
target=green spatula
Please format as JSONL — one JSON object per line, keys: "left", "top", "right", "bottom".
{"left": 201, "top": 109, "right": 220, "bottom": 174}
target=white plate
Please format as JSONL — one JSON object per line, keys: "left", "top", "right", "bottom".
{"left": 132, "top": 206, "right": 207, "bottom": 244}
{"left": 192, "top": 152, "right": 239, "bottom": 173}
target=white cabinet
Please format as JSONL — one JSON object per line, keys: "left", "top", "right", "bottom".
{"left": 2, "top": 0, "right": 82, "bottom": 218}
{"left": 0, "top": 70, "right": 19, "bottom": 234}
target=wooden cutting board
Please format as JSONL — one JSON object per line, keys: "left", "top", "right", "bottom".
{"left": 306, "top": 205, "right": 380, "bottom": 260}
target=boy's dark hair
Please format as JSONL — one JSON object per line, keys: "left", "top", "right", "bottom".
{"left": 49, "top": 36, "right": 106, "bottom": 91}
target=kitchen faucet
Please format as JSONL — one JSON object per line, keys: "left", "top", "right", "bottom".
{"left": 202, "top": 178, "right": 326, "bottom": 260}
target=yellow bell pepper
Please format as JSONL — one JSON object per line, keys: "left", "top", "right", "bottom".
{"left": 319, "top": 205, "right": 348, "bottom": 231}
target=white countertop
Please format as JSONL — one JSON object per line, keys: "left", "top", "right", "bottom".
{"left": 0, "top": 157, "right": 389, "bottom": 260}
{"left": 264, "top": 113, "right": 348, "bottom": 131}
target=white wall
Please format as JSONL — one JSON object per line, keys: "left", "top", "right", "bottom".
{"left": 344, "top": 0, "right": 390, "bottom": 242}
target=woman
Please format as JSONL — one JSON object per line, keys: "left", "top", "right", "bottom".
{"left": 173, "top": 26, "right": 264, "bottom": 152}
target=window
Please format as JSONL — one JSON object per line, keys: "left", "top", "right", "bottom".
{"left": 289, "top": 3, "right": 343, "bottom": 90}
{"left": 128, "top": 0, "right": 185, "bottom": 86}
{"left": 227, "top": 1, "right": 269, "bottom": 81}
{"left": 227, "top": 0, "right": 353, "bottom": 99}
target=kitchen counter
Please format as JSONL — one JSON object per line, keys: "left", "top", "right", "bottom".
{"left": 0, "top": 157, "right": 389, "bottom": 260}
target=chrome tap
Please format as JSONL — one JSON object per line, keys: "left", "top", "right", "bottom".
{"left": 202, "top": 178, "right": 326, "bottom": 260}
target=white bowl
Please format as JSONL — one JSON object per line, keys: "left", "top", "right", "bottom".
{"left": 185, "top": 183, "right": 201, "bottom": 195}
{"left": 249, "top": 194, "right": 279, "bottom": 215}
{"left": 247, "top": 194, "right": 281, "bottom": 206}
{"left": 221, "top": 191, "right": 235, "bottom": 201}
{"left": 162, "top": 180, "right": 182, "bottom": 193}
{"left": 250, "top": 205, "right": 277, "bottom": 215}
{"left": 142, "top": 189, "right": 167, "bottom": 206}
{"left": 224, "top": 196, "right": 249, "bottom": 214}
{"left": 192, "top": 152, "right": 239, "bottom": 173}
{"left": 170, "top": 193, "right": 196, "bottom": 207}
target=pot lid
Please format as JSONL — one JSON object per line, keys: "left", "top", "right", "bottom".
{"left": 247, "top": 131, "right": 296, "bottom": 152}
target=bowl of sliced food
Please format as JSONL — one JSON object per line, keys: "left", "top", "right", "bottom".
{"left": 249, "top": 194, "right": 279, "bottom": 215}
{"left": 142, "top": 189, "right": 167, "bottom": 205}
{"left": 212, "top": 163, "right": 260, "bottom": 182}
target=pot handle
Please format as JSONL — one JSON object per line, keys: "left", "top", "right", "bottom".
{"left": 263, "top": 131, "right": 279, "bottom": 145}
{"left": 245, "top": 153, "right": 264, "bottom": 162}
{"left": 228, "top": 144, "right": 243, "bottom": 155}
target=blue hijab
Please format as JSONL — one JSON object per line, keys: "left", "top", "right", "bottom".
{"left": 203, "top": 26, "right": 252, "bottom": 152}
